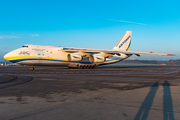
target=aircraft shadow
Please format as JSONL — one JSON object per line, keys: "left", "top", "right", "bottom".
{"left": 96, "top": 65, "right": 155, "bottom": 69}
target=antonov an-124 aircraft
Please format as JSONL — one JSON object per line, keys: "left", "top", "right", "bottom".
{"left": 4, "top": 31, "right": 175, "bottom": 70}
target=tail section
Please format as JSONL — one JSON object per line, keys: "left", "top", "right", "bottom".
{"left": 113, "top": 31, "right": 132, "bottom": 51}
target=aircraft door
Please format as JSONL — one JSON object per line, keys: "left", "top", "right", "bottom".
{"left": 38, "top": 57, "right": 42, "bottom": 64}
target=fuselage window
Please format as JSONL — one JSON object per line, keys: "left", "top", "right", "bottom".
{"left": 22, "top": 45, "right": 28, "bottom": 48}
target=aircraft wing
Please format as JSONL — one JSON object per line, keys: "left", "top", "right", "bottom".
{"left": 62, "top": 47, "right": 175, "bottom": 56}
{"left": 112, "top": 51, "right": 175, "bottom": 56}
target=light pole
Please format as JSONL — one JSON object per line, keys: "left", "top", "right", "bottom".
{"left": 5, "top": 47, "right": 6, "bottom": 66}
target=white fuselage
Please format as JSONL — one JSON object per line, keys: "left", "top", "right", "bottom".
{"left": 4, "top": 45, "right": 129, "bottom": 68}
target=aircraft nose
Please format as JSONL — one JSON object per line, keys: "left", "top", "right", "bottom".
{"left": 4, "top": 50, "right": 17, "bottom": 61}
{"left": 4, "top": 52, "right": 11, "bottom": 60}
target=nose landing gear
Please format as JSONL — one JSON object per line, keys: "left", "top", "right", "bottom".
{"left": 29, "top": 65, "right": 34, "bottom": 70}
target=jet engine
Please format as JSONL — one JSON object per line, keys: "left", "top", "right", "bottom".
{"left": 89, "top": 54, "right": 106, "bottom": 63}
{"left": 67, "top": 53, "right": 83, "bottom": 61}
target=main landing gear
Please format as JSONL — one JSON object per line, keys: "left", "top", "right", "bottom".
{"left": 29, "top": 65, "right": 34, "bottom": 70}
{"left": 68, "top": 65, "right": 96, "bottom": 69}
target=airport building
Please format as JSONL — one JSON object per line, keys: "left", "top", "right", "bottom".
{"left": 0, "top": 62, "right": 4, "bottom": 66}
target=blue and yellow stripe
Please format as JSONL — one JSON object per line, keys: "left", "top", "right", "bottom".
{"left": 4, "top": 56, "right": 93, "bottom": 64}
{"left": 4, "top": 56, "right": 68, "bottom": 63}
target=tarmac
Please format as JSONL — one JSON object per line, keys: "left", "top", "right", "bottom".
{"left": 0, "top": 65, "right": 180, "bottom": 120}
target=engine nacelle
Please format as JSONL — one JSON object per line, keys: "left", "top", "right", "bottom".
{"left": 89, "top": 54, "right": 106, "bottom": 63}
{"left": 67, "top": 53, "right": 83, "bottom": 61}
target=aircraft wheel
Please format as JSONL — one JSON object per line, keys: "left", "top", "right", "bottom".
{"left": 29, "top": 65, "right": 34, "bottom": 70}
{"left": 89, "top": 65, "right": 93, "bottom": 69}
{"left": 88, "top": 66, "right": 92, "bottom": 69}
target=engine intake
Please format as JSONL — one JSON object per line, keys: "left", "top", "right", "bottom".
{"left": 89, "top": 54, "right": 106, "bottom": 63}
{"left": 67, "top": 53, "right": 83, "bottom": 61}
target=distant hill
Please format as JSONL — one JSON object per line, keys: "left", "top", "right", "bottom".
{"left": 121, "top": 59, "right": 180, "bottom": 65}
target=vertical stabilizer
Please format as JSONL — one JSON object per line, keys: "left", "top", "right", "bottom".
{"left": 113, "top": 31, "right": 132, "bottom": 51}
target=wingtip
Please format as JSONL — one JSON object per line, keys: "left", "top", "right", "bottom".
{"left": 167, "top": 54, "right": 176, "bottom": 56}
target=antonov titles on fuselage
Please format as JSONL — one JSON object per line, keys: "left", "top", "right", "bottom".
{"left": 4, "top": 31, "right": 175, "bottom": 70}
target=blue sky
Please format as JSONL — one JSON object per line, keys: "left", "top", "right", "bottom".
{"left": 0, "top": 0, "right": 180, "bottom": 62}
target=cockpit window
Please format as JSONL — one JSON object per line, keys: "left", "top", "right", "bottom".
{"left": 22, "top": 45, "right": 28, "bottom": 48}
